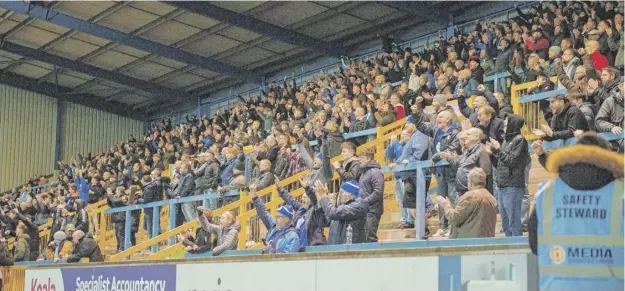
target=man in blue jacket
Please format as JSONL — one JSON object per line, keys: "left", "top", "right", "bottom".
{"left": 398, "top": 123, "right": 435, "bottom": 237}
{"left": 249, "top": 184, "right": 300, "bottom": 254}
{"left": 385, "top": 130, "right": 413, "bottom": 229}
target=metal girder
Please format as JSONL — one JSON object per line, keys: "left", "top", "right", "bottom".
{"left": 0, "top": 1, "right": 263, "bottom": 84}
{"left": 0, "top": 41, "right": 188, "bottom": 100}
{"left": 0, "top": 71, "right": 146, "bottom": 121}
{"left": 381, "top": 1, "right": 451, "bottom": 25}
{"left": 165, "top": 1, "right": 346, "bottom": 57}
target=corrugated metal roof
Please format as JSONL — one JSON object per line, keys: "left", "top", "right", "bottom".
{"left": 0, "top": 1, "right": 471, "bottom": 108}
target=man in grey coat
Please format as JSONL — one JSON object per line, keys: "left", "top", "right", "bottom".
{"left": 357, "top": 148, "right": 385, "bottom": 242}
{"left": 595, "top": 80, "right": 624, "bottom": 152}
{"left": 317, "top": 180, "right": 368, "bottom": 245}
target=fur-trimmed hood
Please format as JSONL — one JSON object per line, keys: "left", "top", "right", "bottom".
{"left": 546, "top": 144, "right": 624, "bottom": 190}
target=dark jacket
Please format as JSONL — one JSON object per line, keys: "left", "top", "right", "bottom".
{"left": 495, "top": 46, "right": 514, "bottom": 73}
{"left": 544, "top": 103, "right": 588, "bottom": 141}
{"left": 350, "top": 117, "right": 371, "bottom": 146}
{"left": 273, "top": 150, "right": 291, "bottom": 180}
{"left": 67, "top": 233, "right": 104, "bottom": 263}
{"left": 16, "top": 212, "right": 39, "bottom": 260}
{"left": 337, "top": 157, "right": 361, "bottom": 182}
{"left": 72, "top": 200, "right": 89, "bottom": 234}
{"left": 142, "top": 178, "right": 164, "bottom": 203}
{"left": 457, "top": 91, "right": 498, "bottom": 127}
{"left": 279, "top": 186, "right": 328, "bottom": 246}
{"left": 492, "top": 114, "right": 530, "bottom": 188}
{"left": 415, "top": 120, "right": 461, "bottom": 181}
{"left": 577, "top": 102, "right": 596, "bottom": 132}
{"left": 88, "top": 185, "right": 105, "bottom": 204}
{"left": 324, "top": 131, "right": 344, "bottom": 159}
{"left": 193, "top": 160, "right": 221, "bottom": 194}
{"left": 0, "top": 241, "right": 13, "bottom": 266}
{"left": 320, "top": 196, "right": 368, "bottom": 245}
{"left": 358, "top": 160, "right": 385, "bottom": 216}
{"left": 174, "top": 172, "right": 195, "bottom": 197}
{"left": 252, "top": 170, "right": 275, "bottom": 191}
{"left": 476, "top": 116, "right": 505, "bottom": 143}
{"left": 447, "top": 143, "right": 492, "bottom": 194}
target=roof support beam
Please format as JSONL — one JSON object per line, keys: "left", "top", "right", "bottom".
{"left": 0, "top": 1, "right": 263, "bottom": 84}
{"left": 165, "top": 1, "right": 346, "bottom": 57}
{"left": 380, "top": 1, "right": 452, "bottom": 26}
{"left": 0, "top": 41, "right": 187, "bottom": 101}
{"left": 0, "top": 72, "right": 146, "bottom": 121}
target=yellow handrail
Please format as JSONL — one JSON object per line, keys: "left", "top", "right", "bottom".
{"left": 510, "top": 77, "right": 558, "bottom": 141}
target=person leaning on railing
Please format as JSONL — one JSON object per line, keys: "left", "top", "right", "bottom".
{"left": 532, "top": 93, "right": 589, "bottom": 141}
{"left": 595, "top": 79, "right": 624, "bottom": 152}
{"left": 66, "top": 230, "right": 103, "bottom": 263}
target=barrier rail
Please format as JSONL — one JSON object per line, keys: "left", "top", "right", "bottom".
{"left": 510, "top": 77, "right": 559, "bottom": 140}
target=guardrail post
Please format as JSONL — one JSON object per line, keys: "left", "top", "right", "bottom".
{"left": 152, "top": 205, "right": 159, "bottom": 253}
{"left": 415, "top": 167, "right": 426, "bottom": 239}
{"left": 124, "top": 210, "right": 131, "bottom": 250}
{"left": 203, "top": 198, "right": 209, "bottom": 209}
{"left": 169, "top": 201, "right": 176, "bottom": 245}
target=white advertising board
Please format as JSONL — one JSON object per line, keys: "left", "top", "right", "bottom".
{"left": 176, "top": 256, "right": 438, "bottom": 291}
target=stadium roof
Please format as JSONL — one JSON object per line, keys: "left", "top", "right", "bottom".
{"left": 0, "top": 1, "right": 482, "bottom": 118}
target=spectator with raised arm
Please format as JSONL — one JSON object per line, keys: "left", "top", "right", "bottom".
{"left": 249, "top": 184, "right": 300, "bottom": 254}
{"left": 191, "top": 208, "right": 240, "bottom": 256}
{"left": 413, "top": 110, "right": 461, "bottom": 237}
{"left": 317, "top": 180, "right": 368, "bottom": 245}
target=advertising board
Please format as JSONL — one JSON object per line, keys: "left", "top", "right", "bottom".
{"left": 25, "top": 265, "right": 176, "bottom": 291}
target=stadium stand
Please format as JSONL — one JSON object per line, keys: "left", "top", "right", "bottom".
{"left": 0, "top": 1, "right": 623, "bottom": 290}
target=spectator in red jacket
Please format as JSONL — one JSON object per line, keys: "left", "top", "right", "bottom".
{"left": 524, "top": 28, "right": 550, "bottom": 60}
{"left": 584, "top": 40, "right": 608, "bottom": 72}
{"left": 390, "top": 93, "right": 405, "bottom": 120}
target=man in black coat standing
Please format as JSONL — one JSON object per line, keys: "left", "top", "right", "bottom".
{"left": 486, "top": 114, "right": 530, "bottom": 237}
{"left": 532, "top": 94, "right": 588, "bottom": 141}
{"left": 357, "top": 148, "right": 385, "bottom": 242}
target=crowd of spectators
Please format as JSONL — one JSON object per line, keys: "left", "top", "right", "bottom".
{"left": 0, "top": 1, "right": 623, "bottom": 263}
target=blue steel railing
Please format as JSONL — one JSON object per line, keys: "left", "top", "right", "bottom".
{"left": 104, "top": 190, "right": 239, "bottom": 251}
{"left": 299, "top": 127, "right": 377, "bottom": 148}
{"left": 103, "top": 127, "right": 623, "bottom": 251}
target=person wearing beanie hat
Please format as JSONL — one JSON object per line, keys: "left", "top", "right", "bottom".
{"left": 316, "top": 180, "right": 368, "bottom": 245}
{"left": 249, "top": 184, "right": 300, "bottom": 254}
{"left": 67, "top": 230, "right": 104, "bottom": 263}
{"left": 46, "top": 231, "right": 72, "bottom": 261}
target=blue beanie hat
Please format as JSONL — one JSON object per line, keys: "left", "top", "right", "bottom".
{"left": 277, "top": 204, "right": 294, "bottom": 220}
{"left": 340, "top": 180, "right": 360, "bottom": 197}
{"left": 316, "top": 153, "right": 322, "bottom": 159}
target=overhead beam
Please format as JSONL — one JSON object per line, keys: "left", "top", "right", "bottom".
{"left": 165, "top": 1, "right": 346, "bottom": 57}
{"left": 0, "top": 1, "right": 263, "bottom": 84}
{"left": 0, "top": 72, "right": 146, "bottom": 121}
{"left": 0, "top": 41, "right": 187, "bottom": 101}
{"left": 381, "top": 1, "right": 451, "bottom": 25}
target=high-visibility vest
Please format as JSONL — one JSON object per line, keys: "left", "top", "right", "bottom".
{"left": 535, "top": 178, "right": 624, "bottom": 291}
